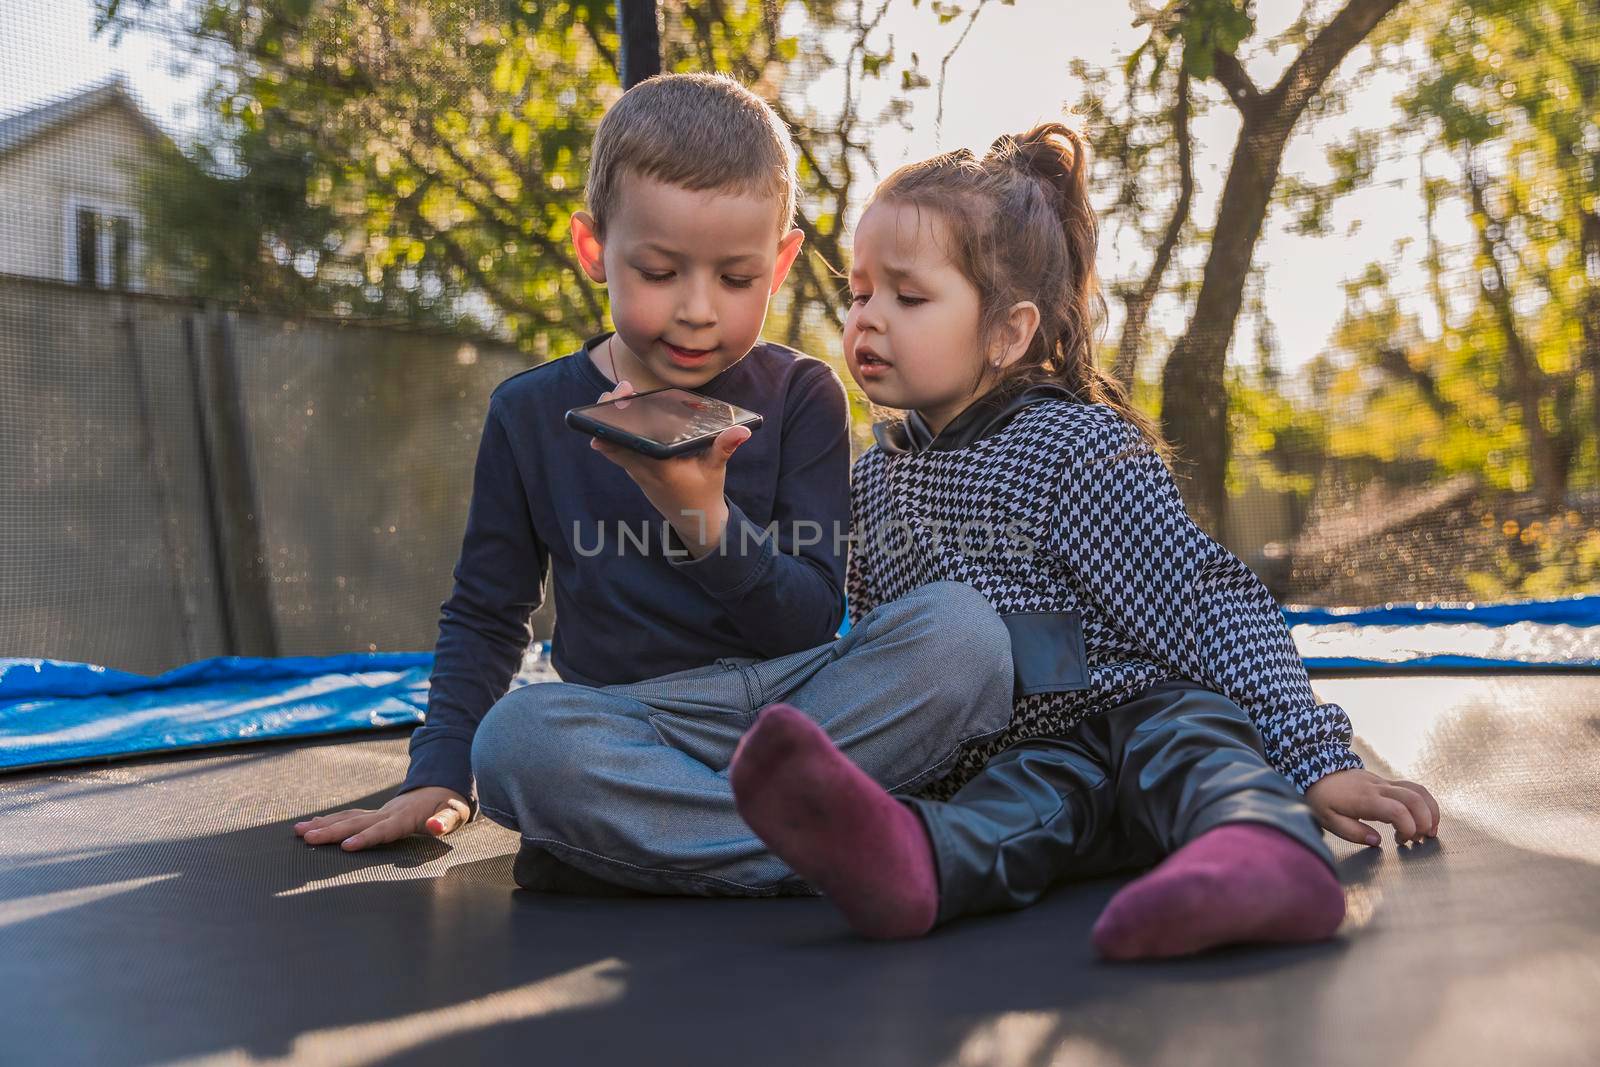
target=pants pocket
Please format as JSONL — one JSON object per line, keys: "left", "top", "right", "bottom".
{"left": 1001, "top": 611, "right": 1092, "bottom": 697}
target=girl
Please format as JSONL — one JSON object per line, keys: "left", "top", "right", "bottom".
{"left": 729, "top": 123, "right": 1441, "bottom": 956}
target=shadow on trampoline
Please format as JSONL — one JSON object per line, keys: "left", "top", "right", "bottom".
{"left": 0, "top": 747, "right": 294, "bottom": 816}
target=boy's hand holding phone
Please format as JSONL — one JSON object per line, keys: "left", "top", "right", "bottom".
{"left": 586, "top": 381, "right": 752, "bottom": 557}
{"left": 295, "top": 786, "right": 470, "bottom": 851}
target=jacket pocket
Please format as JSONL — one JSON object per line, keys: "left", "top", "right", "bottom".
{"left": 1001, "top": 611, "right": 1091, "bottom": 696}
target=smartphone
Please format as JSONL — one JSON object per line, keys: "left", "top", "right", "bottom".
{"left": 565, "top": 387, "right": 764, "bottom": 459}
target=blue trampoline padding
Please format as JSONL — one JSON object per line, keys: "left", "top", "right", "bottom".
{"left": 8, "top": 597, "right": 1600, "bottom": 772}
{"left": 1302, "top": 654, "right": 1600, "bottom": 671}
{"left": 843, "top": 595, "right": 1600, "bottom": 635}
{"left": 0, "top": 653, "right": 435, "bottom": 773}
{"left": 1283, "top": 594, "right": 1600, "bottom": 628}
{"left": 0, "top": 652, "right": 432, "bottom": 703}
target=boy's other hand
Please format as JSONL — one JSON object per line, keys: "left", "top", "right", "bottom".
{"left": 590, "top": 379, "right": 749, "bottom": 556}
{"left": 294, "top": 787, "right": 470, "bottom": 851}
{"left": 1305, "top": 768, "right": 1440, "bottom": 847}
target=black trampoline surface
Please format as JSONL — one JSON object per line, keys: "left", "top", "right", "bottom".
{"left": 3, "top": 674, "right": 1598, "bottom": 1067}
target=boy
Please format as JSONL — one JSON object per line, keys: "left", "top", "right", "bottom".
{"left": 295, "top": 74, "right": 1012, "bottom": 895}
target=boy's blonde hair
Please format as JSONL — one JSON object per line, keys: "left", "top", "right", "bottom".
{"left": 586, "top": 73, "right": 798, "bottom": 238}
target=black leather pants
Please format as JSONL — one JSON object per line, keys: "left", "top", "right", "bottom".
{"left": 901, "top": 680, "right": 1335, "bottom": 927}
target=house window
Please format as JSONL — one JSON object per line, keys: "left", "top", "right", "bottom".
{"left": 74, "top": 208, "right": 131, "bottom": 290}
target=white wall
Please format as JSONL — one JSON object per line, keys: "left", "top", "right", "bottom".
{"left": 0, "top": 99, "right": 157, "bottom": 288}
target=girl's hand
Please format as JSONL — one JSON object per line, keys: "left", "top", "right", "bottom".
{"left": 589, "top": 380, "right": 750, "bottom": 556}
{"left": 294, "top": 786, "right": 470, "bottom": 851}
{"left": 1305, "top": 768, "right": 1440, "bottom": 847}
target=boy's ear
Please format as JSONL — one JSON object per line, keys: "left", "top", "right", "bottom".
{"left": 768, "top": 228, "right": 806, "bottom": 295}
{"left": 571, "top": 211, "right": 607, "bottom": 283}
{"left": 992, "top": 301, "right": 1042, "bottom": 369}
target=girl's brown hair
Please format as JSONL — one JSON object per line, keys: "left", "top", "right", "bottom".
{"left": 872, "top": 121, "right": 1168, "bottom": 456}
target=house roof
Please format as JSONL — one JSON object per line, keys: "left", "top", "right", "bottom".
{"left": 0, "top": 76, "right": 172, "bottom": 160}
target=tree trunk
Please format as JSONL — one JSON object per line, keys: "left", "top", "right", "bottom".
{"left": 1160, "top": 119, "right": 1291, "bottom": 531}
{"left": 1465, "top": 151, "right": 1567, "bottom": 508}
{"left": 1582, "top": 211, "right": 1600, "bottom": 471}
{"left": 1157, "top": 0, "right": 1406, "bottom": 533}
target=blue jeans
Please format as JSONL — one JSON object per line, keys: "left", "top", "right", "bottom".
{"left": 471, "top": 581, "right": 1014, "bottom": 895}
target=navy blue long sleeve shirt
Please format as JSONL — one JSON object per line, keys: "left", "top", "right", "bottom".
{"left": 400, "top": 334, "right": 852, "bottom": 803}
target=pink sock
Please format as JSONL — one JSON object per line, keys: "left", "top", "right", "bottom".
{"left": 730, "top": 704, "right": 939, "bottom": 939}
{"left": 1091, "top": 823, "right": 1346, "bottom": 960}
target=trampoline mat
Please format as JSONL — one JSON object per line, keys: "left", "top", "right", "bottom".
{"left": 2, "top": 674, "right": 1597, "bottom": 1067}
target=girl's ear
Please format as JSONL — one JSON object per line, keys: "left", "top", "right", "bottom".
{"left": 768, "top": 228, "right": 806, "bottom": 295}
{"left": 991, "top": 301, "right": 1042, "bottom": 369}
{"left": 571, "top": 211, "right": 607, "bottom": 283}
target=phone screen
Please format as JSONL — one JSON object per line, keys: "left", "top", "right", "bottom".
{"left": 576, "top": 389, "right": 755, "bottom": 447}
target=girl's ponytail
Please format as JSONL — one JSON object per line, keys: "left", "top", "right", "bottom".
{"left": 986, "top": 124, "right": 1167, "bottom": 457}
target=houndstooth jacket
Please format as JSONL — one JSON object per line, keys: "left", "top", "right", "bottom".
{"left": 847, "top": 395, "right": 1363, "bottom": 797}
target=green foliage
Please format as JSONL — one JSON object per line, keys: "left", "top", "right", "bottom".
{"left": 1226, "top": 370, "right": 1325, "bottom": 499}
{"left": 1117, "top": 0, "right": 1264, "bottom": 98}
{"left": 1144, "top": 0, "right": 1255, "bottom": 81}
{"left": 1274, "top": 129, "right": 1383, "bottom": 238}
{"left": 1331, "top": 0, "right": 1600, "bottom": 508}
{"left": 1326, "top": 296, "right": 1588, "bottom": 488}
{"left": 97, "top": 0, "right": 910, "bottom": 361}
{"left": 1462, "top": 507, "right": 1600, "bottom": 600}
{"left": 102, "top": 0, "right": 624, "bottom": 352}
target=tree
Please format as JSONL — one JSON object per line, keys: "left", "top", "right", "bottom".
{"left": 1065, "top": 1, "right": 1410, "bottom": 531}
{"left": 1139, "top": 0, "right": 1410, "bottom": 532}
{"left": 104, "top": 0, "right": 624, "bottom": 351}
{"left": 1377, "top": 0, "right": 1600, "bottom": 507}
{"left": 1069, "top": 42, "right": 1200, "bottom": 395}
{"left": 97, "top": 0, "right": 930, "bottom": 365}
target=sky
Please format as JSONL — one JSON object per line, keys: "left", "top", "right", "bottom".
{"left": 0, "top": 0, "right": 1462, "bottom": 375}
{"left": 0, "top": 0, "right": 210, "bottom": 136}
